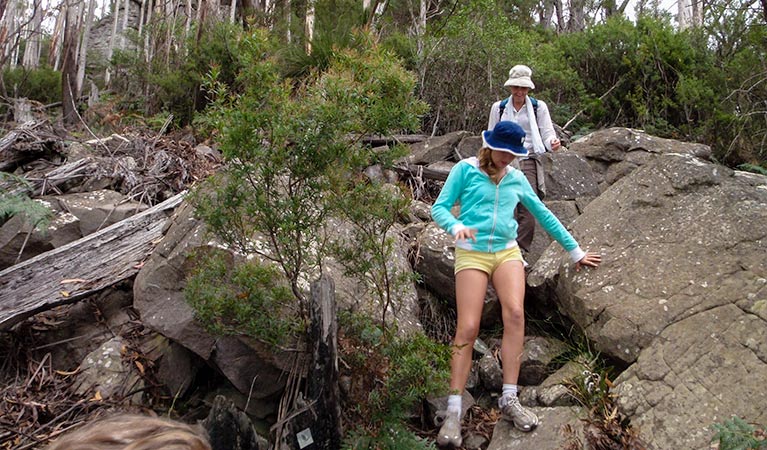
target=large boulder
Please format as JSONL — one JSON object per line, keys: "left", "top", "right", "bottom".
{"left": 615, "top": 304, "right": 767, "bottom": 449}
{"left": 569, "top": 127, "right": 712, "bottom": 190}
{"left": 0, "top": 202, "right": 80, "bottom": 269}
{"left": 133, "top": 202, "right": 292, "bottom": 419}
{"left": 528, "top": 153, "right": 767, "bottom": 448}
{"left": 0, "top": 190, "right": 147, "bottom": 269}
{"left": 55, "top": 189, "right": 148, "bottom": 236}
{"left": 401, "top": 131, "right": 472, "bottom": 166}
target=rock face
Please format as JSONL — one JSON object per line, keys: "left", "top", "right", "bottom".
{"left": 568, "top": 127, "right": 712, "bottom": 190}
{"left": 527, "top": 153, "right": 767, "bottom": 448}
{"left": 615, "top": 304, "right": 767, "bottom": 449}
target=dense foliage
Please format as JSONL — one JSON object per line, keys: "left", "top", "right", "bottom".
{"left": 339, "top": 312, "right": 451, "bottom": 449}
{"left": 184, "top": 249, "right": 300, "bottom": 346}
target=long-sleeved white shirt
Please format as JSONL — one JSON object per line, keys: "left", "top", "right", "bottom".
{"left": 487, "top": 96, "right": 557, "bottom": 155}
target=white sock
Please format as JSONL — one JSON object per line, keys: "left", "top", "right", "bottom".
{"left": 502, "top": 384, "right": 518, "bottom": 398}
{"left": 447, "top": 394, "right": 462, "bottom": 414}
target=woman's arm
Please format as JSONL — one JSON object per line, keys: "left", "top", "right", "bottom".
{"left": 431, "top": 162, "right": 468, "bottom": 236}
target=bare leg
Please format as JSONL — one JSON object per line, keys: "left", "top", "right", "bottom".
{"left": 437, "top": 268, "right": 488, "bottom": 447}
{"left": 449, "top": 269, "right": 489, "bottom": 393}
{"left": 491, "top": 260, "right": 526, "bottom": 384}
{"left": 492, "top": 259, "right": 539, "bottom": 432}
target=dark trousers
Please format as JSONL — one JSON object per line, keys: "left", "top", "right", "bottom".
{"left": 515, "top": 158, "right": 538, "bottom": 253}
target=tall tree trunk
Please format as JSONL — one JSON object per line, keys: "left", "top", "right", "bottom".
{"left": 48, "top": 3, "right": 65, "bottom": 69}
{"left": 105, "top": 0, "right": 119, "bottom": 85}
{"left": 138, "top": 0, "right": 146, "bottom": 36}
{"left": 144, "top": 0, "right": 154, "bottom": 63}
{"left": 21, "top": 0, "right": 42, "bottom": 68}
{"left": 692, "top": 0, "right": 703, "bottom": 26}
{"left": 415, "top": 0, "right": 425, "bottom": 59}
{"left": 164, "top": 0, "right": 174, "bottom": 68}
{"left": 230, "top": 0, "right": 237, "bottom": 23}
{"left": 567, "top": 0, "right": 586, "bottom": 31}
{"left": 364, "top": 0, "right": 386, "bottom": 33}
{"left": 304, "top": 0, "right": 314, "bottom": 54}
{"left": 62, "top": 0, "right": 79, "bottom": 126}
{"left": 285, "top": 0, "right": 291, "bottom": 43}
{"left": 1, "top": 0, "right": 18, "bottom": 66}
{"left": 678, "top": 0, "right": 691, "bottom": 28}
{"left": 0, "top": 0, "right": 8, "bottom": 28}
{"left": 120, "top": 0, "right": 130, "bottom": 49}
{"left": 76, "top": 0, "right": 96, "bottom": 96}
{"left": 554, "top": 0, "right": 564, "bottom": 31}
{"left": 539, "top": 0, "right": 555, "bottom": 29}
{"left": 184, "top": 0, "right": 192, "bottom": 43}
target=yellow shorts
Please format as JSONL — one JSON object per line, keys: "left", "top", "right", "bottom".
{"left": 454, "top": 246, "right": 524, "bottom": 276}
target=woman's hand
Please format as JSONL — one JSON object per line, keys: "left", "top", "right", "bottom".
{"left": 575, "top": 251, "right": 601, "bottom": 272}
{"left": 455, "top": 228, "right": 477, "bottom": 243}
{"left": 550, "top": 138, "right": 561, "bottom": 151}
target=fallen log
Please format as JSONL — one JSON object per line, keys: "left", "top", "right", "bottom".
{"left": 0, "top": 191, "right": 187, "bottom": 330}
{"left": 393, "top": 163, "right": 451, "bottom": 182}
{"left": 0, "top": 120, "right": 62, "bottom": 172}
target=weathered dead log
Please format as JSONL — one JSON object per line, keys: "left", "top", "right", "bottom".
{"left": 0, "top": 120, "right": 63, "bottom": 172}
{"left": 6, "top": 157, "right": 98, "bottom": 197}
{"left": 393, "top": 163, "right": 450, "bottom": 181}
{"left": 362, "top": 134, "right": 428, "bottom": 147}
{"left": 0, "top": 191, "right": 186, "bottom": 330}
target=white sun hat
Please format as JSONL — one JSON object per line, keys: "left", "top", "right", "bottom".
{"left": 503, "top": 64, "right": 535, "bottom": 89}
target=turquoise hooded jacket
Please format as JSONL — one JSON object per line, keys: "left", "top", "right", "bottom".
{"left": 431, "top": 157, "right": 585, "bottom": 263}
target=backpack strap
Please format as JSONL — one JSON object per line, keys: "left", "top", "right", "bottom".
{"left": 498, "top": 97, "right": 538, "bottom": 121}
{"left": 498, "top": 98, "right": 509, "bottom": 121}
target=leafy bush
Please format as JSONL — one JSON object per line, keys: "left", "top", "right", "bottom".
{"left": 737, "top": 163, "right": 767, "bottom": 176}
{"left": 194, "top": 27, "right": 426, "bottom": 319}
{"left": 184, "top": 250, "right": 301, "bottom": 346}
{"left": 339, "top": 312, "right": 451, "bottom": 449}
{"left": 563, "top": 350, "right": 646, "bottom": 448}
{"left": 2, "top": 66, "right": 61, "bottom": 105}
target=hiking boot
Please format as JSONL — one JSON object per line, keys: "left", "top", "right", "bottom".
{"left": 499, "top": 394, "right": 539, "bottom": 432}
{"left": 434, "top": 409, "right": 462, "bottom": 447}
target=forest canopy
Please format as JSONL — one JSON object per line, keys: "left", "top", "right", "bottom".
{"left": 1, "top": 0, "right": 765, "bottom": 168}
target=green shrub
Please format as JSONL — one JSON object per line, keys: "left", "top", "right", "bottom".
{"left": 737, "top": 163, "right": 767, "bottom": 176}
{"left": 711, "top": 416, "right": 767, "bottom": 450}
{"left": 2, "top": 66, "right": 61, "bottom": 105}
{"left": 0, "top": 173, "right": 52, "bottom": 230}
{"left": 184, "top": 250, "right": 301, "bottom": 346}
{"left": 194, "top": 27, "right": 426, "bottom": 319}
{"left": 339, "top": 312, "right": 451, "bottom": 449}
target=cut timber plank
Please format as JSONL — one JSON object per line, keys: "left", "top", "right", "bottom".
{"left": 0, "top": 191, "right": 187, "bottom": 330}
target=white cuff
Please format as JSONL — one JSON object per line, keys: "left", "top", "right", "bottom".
{"left": 569, "top": 246, "right": 586, "bottom": 264}
{"left": 451, "top": 223, "right": 467, "bottom": 236}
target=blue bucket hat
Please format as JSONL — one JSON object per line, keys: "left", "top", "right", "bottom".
{"left": 482, "top": 121, "right": 528, "bottom": 157}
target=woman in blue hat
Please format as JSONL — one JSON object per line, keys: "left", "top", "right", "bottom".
{"left": 431, "top": 121, "right": 601, "bottom": 447}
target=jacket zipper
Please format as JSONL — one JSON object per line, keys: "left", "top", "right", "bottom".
{"left": 488, "top": 182, "right": 500, "bottom": 252}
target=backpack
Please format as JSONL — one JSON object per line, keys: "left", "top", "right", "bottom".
{"left": 499, "top": 96, "right": 538, "bottom": 121}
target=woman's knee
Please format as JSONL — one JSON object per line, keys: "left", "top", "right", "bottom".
{"left": 454, "top": 323, "right": 480, "bottom": 343}
{"left": 501, "top": 303, "right": 525, "bottom": 326}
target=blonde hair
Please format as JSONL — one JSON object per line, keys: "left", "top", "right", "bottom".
{"left": 478, "top": 147, "right": 505, "bottom": 184}
{"left": 45, "top": 414, "right": 211, "bottom": 450}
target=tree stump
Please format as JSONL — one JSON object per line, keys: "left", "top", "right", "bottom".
{"left": 273, "top": 275, "right": 342, "bottom": 450}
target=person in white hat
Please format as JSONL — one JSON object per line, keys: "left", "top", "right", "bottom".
{"left": 431, "top": 121, "right": 601, "bottom": 447}
{"left": 488, "top": 64, "right": 561, "bottom": 255}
